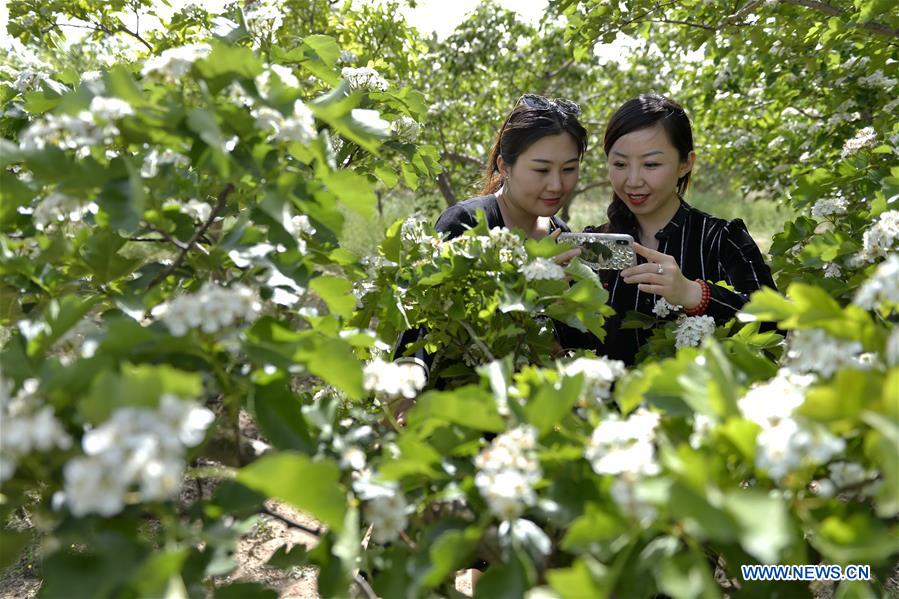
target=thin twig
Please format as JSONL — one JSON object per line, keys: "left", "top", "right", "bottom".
{"left": 261, "top": 505, "right": 324, "bottom": 537}
{"left": 147, "top": 184, "right": 233, "bottom": 289}
{"left": 458, "top": 320, "right": 495, "bottom": 362}
{"left": 353, "top": 573, "right": 378, "bottom": 599}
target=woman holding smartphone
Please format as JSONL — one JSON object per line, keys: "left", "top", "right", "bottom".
{"left": 587, "top": 93, "right": 776, "bottom": 364}
{"left": 392, "top": 94, "right": 588, "bottom": 407}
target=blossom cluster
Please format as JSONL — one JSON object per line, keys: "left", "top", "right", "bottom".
{"left": 559, "top": 356, "right": 626, "bottom": 405}
{"left": 255, "top": 64, "right": 299, "bottom": 97}
{"left": 840, "top": 126, "right": 877, "bottom": 160}
{"left": 141, "top": 148, "right": 190, "bottom": 178}
{"left": 152, "top": 282, "right": 262, "bottom": 336}
{"left": 854, "top": 253, "right": 899, "bottom": 310}
{"left": 141, "top": 43, "right": 212, "bottom": 80}
{"left": 62, "top": 395, "right": 214, "bottom": 516}
{"left": 354, "top": 473, "right": 409, "bottom": 544}
{"left": 252, "top": 100, "right": 317, "bottom": 144}
{"left": 32, "top": 192, "right": 98, "bottom": 231}
{"left": 812, "top": 461, "right": 881, "bottom": 499}
{"left": 860, "top": 211, "right": 899, "bottom": 263}
{"left": 522, "top": 258, "right": 565, "bottom": 281}
{"left": 446, "top": 227, "right": 528, "bottom": 268}
{"left": 0, "top": 379, "right": 72, "bottom": 482}
{"left": 391, "top": 116, "right": 419, "bottom": 143}
{"left": 474, "top": 426, "right": 541, "bottom": 521}
{"left": 19, "top": 109, "right": 121, "bottom": 157}
{"left": 738, "top": 369, "right": 844, "bottom": 481}
{"left": 362, "top": 358, "right": 427, "bottom": 399}
{"left": 810, "top": 196, "right": 849, "bottom": 218}
{"left": 585, "top": 408, "right": 660, "bottom": 478}
{"left": 652, "top": 297, "right": 682, "bottom": 318}
{"left": 399, "top": 217, "right": 442, "bottom": 259}
{"left": 673, "top": 314, "right": 716, "bottom": 348}
{"left": 340, "top": 66, "right": 389, "bottom": 92}
{"left": 785, "top": 329, "right": 865, "bottom": 378}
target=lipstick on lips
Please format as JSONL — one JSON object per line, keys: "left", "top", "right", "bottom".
{"left": 541, "top": 196, "right": 562, "bottom": 206}
{"left": 626, "top": 193, "right": 648, "bottom": 206}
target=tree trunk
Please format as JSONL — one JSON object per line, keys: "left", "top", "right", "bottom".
{"left": 437, "top": 173, "right": 458, "bottom": 207}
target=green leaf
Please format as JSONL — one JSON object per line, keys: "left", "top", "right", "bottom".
{"left": 525, "top": 372, "right": 581, "bottom": 434}
{"left": 323, "top": 170, "right": 377, "bottom": 218}
{"left": 561, "top": 503, "right": 626, "bottom": 551}
{"left": 195, "top": 42, "right": 263, "bottom": 93}
{"left": 473, "top": 547, "right": 532, "bottom": 599}
{"left": 309, "top": 275, "right": 356, "bottom": 319}
{"left": 251, "top": 377, "right": 314, "bottom": 453}
{"left": 186, "top": 108, "right": 230, "bottom": 176}
{"left": 725, "top": 489, "right": 793, "bottom": 564}
{"left": 79, "top": 230, "right": 141, "bottom": 283}
{"left": 406, "top": 385, "right": 504, "bottom": 432}
{"left": 82, "top": 363, "right": 203, "bottom": 424}
{"left": 267, "top": 545, "right": 308, "bottom": 569}
{"left": 801, "top": 370, "right": 878, "bottom": 423}
{"left": 547, "top": 557, "right": 608, "bottom": 599}
{"left": 419, "top": 526, "right": 481, "bottom": 588}
{"left": 237, "top": 453, "right": 346, "bottom": 532}
{"left": 655, "top": 549, "right": 721, "bottom": 599}
{"left": 129, "top": 548, "right": 189, "bottom": 598}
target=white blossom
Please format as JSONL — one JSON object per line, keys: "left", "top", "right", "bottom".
{"left": 341, "top": 66, "right": 389, "bottom": 92}
{"left": 364, "top": 487, "right": 409, "bottom": 544}
{"left": 152, "top": 282, "right": 262, "bottom": 336}
{"left": 673, "top": 315, "right": 716, "bottom": 349}
{"left": 141, "top": 43, "right": 212, "bottom": 80}
{"left": 255, "top": 64, "right": 299, "bottom": 97}
{"left": 823, "top": 263, "right": 842, "bottom": 278}
{"left": 89, "top": 96, "right": 134, "bottom": 120}
{"left": 738, "top": 369, "right": 815, "bottom": 429}
{"left": 885, "top": 327, "right": 899, "bottom": 367}
{"left": 559, "top": 356, "right": 626, "bottom": 404}
{"left": 19, "top": 111, "right": 119, "bottom": 156}
{"left": 857, "top": 70, "right": 898, "bottom": 89}
{"left": 474, "top": 426, "right": 541, "bottom": 521}
{"left": 739, "top": 369, "right": 845, "bottom": 482}
{"left": 785, "top": 329, "right": 863, "bottom": 378}
{"left": 860, "top": 212, "right": 899, "bottom": 263}
{"left": 854, "top": 253, "right": 899, "bottom": 309}
{"left": 0, "top": 379, "right": 72, "bottom": 482}
{"left": 245, "top": 0, "right": 284, "bottom": 36}
{"left": 181, "top": 199, "right": 212, "bottom": 222}
{"left": 253, "top": 100, "right": 317, "bottom": 144}
{"left": 33, "top": 192, "right": 96, "bottom": 230}
{"left": 362, "top": 359, "right": 427, "bottom": 399}
{"left": 652, "top": 297, "right": 682, "bottom": 317}
{"left": 610, "top": 478, "right": 657, "bottom": 524}
{"left": 522, "top": 258, "right": 565, "bottom": 281}
{"left": 585, "top": 408, "right": 660, "bottom": 478}
{"left": 811, "top": 197, "right": 848, "bottom": 218}
{"left": 841, "top": 126, "right": 877, "bottom": 159}
{"left": 390, "top": 116, "right": 419, "bottom": 143}
{"left": 62, "top": 395, "right": 212, "bottom": 516}
{"left": 141, "top": 148, "right": 189, "bottom": 178}
{"left": 351, "top": 108, "right": 390, "bottom": 136}
{"left": 689, "top": 413, "right": 713, "bottom": 449}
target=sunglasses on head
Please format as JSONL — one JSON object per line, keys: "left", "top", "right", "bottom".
{"left": 517, "top": 94, "right": 581, "bottom": 117}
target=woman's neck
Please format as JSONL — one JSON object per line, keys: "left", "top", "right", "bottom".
{"left": 635, "top": 197, "right": 681, "bottom": 246}
{"left": 496, "top": 188, "right": 545, "bottom": 239}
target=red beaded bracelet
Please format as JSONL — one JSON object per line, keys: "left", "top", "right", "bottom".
{"left": 684, "top": 279, "right": 710, "bottom": 316}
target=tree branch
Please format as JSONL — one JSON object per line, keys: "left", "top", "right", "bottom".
{"left": 261, "top": 505, "right": 324, "bottom": 537}
{"left": 775, "top": 0, "right": 899, "bottom": 39}
{"left": 436, "top": 172, "right": 458, "bottom": 207}
{"left": 148, "top": 184, "right": 233, "bottom": 289}
{"left": 440, "top": 151, "right": 484, "bottom": 169}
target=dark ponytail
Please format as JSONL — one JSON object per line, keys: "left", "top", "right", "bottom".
{"left": 481, "top": 102, "right": 588, "bottom": 196}
{"left": 601, "top": 94, "right": 694, "bottom": 234}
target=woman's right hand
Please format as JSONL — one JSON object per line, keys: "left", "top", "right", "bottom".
{"left": 549, "top": 228, "right": 582, "bottom": 268}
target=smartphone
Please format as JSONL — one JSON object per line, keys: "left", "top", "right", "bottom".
{"left": 557, "top": 232, "right": 637, "bottom": 270}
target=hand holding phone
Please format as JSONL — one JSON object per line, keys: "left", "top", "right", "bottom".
{"left": 556, "top": 232, "right": 637, "bottom": 270}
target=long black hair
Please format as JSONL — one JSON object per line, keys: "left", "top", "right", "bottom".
{"left": 601, "top": 94, "right": 694, "bottom": 234}
{"left": 481, "top": 100, "right": 588, "bottom": 195}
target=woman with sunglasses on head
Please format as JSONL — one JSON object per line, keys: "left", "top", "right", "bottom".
{"left": 391, "top": 94, "right": 588, "bottom": 415}
{"left": 581, "top": 93, "right": 776, "bottom": 365}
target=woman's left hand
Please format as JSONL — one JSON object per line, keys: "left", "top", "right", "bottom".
{"left": 620, "top": 243, "right": 703, "bottom": 309}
